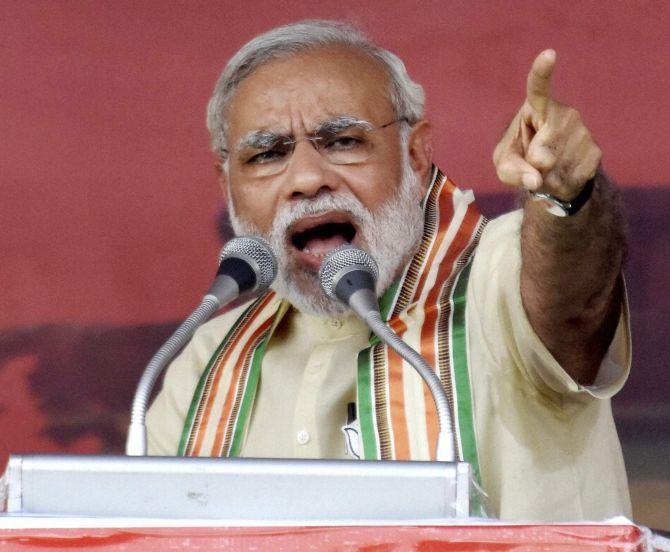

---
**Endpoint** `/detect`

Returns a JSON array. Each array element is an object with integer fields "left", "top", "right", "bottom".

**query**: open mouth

[{"left": 289, "top": 213, "right": 357, "bottom": 270}]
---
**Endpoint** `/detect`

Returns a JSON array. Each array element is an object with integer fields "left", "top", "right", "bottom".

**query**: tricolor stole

[{"left": 179, "top": 168, "right": 486, "bottom": 480}]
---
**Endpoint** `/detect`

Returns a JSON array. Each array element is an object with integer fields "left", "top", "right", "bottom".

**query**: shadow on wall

[{"left": 0, "top": 323, "right": 177, "bottom": 457}]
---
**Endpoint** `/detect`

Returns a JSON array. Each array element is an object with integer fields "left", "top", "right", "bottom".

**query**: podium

[
  {"left": 1, "top": 454, "right": 662, "bottom": 550},
  {"left": 2, "top": 454, "right": 472, "bottom": 520}
]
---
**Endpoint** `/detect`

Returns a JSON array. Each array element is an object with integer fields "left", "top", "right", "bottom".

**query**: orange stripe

[
  {"left": 440, "top": 176, "right": 456, "bottom": 194},
  {"left": 421, "top": 201, "right": 481, "bottom": 458},
  {"left": 413, "top": 181, "right": 456, "bottom": 458},
  {"left": 412, "top": 177, "right": 455, "bottom": 313},
  {"left": 386, "top": 317, "right": 410, "bottom": 460},
  {"left": 211, "top": 315, "right": 274, "bottom": 455},
  {"left": 191, "top": 293, "right": 275, "bottom": 456},
  {"left": 381, "top": 181, "right": 439, "bottom": 459},
  {"left": 385, "top": 176, "right": 455, "bottom": 460}
]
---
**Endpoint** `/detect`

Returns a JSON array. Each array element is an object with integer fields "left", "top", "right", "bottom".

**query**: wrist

[{"left": 529, "top": 175, "right": 596, "bottom": 217}]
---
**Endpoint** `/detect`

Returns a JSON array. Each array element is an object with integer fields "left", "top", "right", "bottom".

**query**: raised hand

[{"left": 493, "top": 50, "right": 602, "bottom": 202}]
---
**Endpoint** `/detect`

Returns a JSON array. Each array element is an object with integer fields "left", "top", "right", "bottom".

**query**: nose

[{"left": 283, "top": 139, "right": 340, "bottom": 200}]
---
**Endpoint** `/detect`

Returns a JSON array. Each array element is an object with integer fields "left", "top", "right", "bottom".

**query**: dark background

[{"left": 1, "top": 0, "right": 668, "bottom": 529}]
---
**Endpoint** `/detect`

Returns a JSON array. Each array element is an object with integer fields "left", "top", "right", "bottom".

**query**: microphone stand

[
  {"left": 348, "top": 288, "right": 456, "bottom": 462},
  {"left": 126, "top": 294, "right": 223, "bottom": 456},
  {"left": 125, "top": 235, "right": 276, "bottom": 456},
  {"left": 320, "top": 245, "right": 457, "bottom": 463}
]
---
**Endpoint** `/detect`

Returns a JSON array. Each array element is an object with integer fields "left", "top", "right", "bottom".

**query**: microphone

[
  {"left": 207, "top": 236, "right": 278, "bottom": 304},
  {"left": 319, "top": 245, "right": 456, "bottom": 462},
  {"left": 126, "top": 236, "right": 277, "bottom": 456}
]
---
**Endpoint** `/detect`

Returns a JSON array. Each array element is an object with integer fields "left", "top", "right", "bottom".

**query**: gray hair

[{"left": 206, "top": 19, "right": 425, "bottom": 156}]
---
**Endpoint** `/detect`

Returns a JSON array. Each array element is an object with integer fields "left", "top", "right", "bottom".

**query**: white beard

[{"left": 228, "top": 158, "right": 425, "bottom": 318}]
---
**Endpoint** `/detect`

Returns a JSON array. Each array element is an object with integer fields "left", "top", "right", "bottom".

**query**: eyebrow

[
  {"left": 234, "top": 115, "right": 374, "bottom": 152},
  {"left": 235, "top": 130, "right": 284, "bottom": 152},
  {"left": 314, "top": 115, "right": 373, "bottom": 135}
]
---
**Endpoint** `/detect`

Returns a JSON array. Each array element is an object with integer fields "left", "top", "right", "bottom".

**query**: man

[{"left": 147, "top": 20, "right": 630, "bottom": 521}]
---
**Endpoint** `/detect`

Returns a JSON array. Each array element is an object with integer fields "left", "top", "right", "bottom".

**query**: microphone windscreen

[
  {"left": 218, "top": 236, "right": 277, "bottom": 292},
  {"left": 319, "top": 245, "right": 379, "bottom": 300}
]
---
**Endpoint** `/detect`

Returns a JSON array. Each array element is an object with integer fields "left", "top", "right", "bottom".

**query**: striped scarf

[{"left": 179, "top": 168, "right": 486, "bottom": 478}]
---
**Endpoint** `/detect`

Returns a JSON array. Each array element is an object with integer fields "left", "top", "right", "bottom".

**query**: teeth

[{"left": 303, "top": 248, "right": 328, "bottom": 258}]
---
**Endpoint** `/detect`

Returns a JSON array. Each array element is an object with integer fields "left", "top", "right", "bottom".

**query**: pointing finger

[{"left": 526, "top": 49, "right": 556, "bottom": 117}]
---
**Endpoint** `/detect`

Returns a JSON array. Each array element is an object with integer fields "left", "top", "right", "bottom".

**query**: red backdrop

[
  {"left": 1, "top": 0, "right": 669, "bottom": 529},
  {"left": 2, "top": 0, "right": 669, "bottom": 328}
]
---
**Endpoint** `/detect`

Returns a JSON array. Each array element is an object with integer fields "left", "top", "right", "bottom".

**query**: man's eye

[
  {"left": 247, "top": 149, "right": 286, "bottom": 164},
  {"left": 324, "top": 135, "right": 364, "bottom": 150}
]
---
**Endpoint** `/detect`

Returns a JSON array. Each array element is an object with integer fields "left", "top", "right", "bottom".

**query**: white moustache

[{"left": 269, "top": 192, "right": 373, "bottom": 246}]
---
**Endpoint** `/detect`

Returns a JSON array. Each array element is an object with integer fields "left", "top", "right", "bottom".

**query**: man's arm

[{"left": 492, "top": 50, "right": 626, "bottom": 385}]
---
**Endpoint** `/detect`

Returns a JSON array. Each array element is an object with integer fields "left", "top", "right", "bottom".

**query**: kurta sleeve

[{"left": 467, "top": 210, "right": 631, "bottom": 403}]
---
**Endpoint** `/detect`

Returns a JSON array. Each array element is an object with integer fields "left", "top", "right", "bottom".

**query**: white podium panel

[{"left": 2, "top": 455, "right": 472, "bottom": 522}]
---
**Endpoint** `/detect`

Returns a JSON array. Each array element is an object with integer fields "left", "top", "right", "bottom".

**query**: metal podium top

[{"left": 1, "top": 454, "right": 473, "bottom": 522}]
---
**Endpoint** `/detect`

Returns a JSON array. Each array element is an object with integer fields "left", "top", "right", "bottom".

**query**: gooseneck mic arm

[
  {"left": 125, "top": 296, "right": 221, "bottom": 456},
  {"left": 125, "top": 236, "right": 277, "bottom": 456},
  {"left": 319, "top": 245, "right": 456, "bottom": 462}
]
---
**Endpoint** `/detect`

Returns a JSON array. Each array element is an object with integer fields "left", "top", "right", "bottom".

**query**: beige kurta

[{"left": 147, "top": 209, "right": 631, "bottom": 521}]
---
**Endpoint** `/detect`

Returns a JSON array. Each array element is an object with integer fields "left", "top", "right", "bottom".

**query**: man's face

[{"left": 222, "top": 45, "right": 431, "bottom": 315}]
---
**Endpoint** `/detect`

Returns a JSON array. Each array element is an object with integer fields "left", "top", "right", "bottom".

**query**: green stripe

[
  {"left": 358, "top": 279, "right": 399, "bottom": 458},
  {"left": 177, "top": 302, "right": 253, "bottom": 456},
  {"left": 378, "top": 279, "right": 400, "bottom": 322},
  {"left": 177, "top": 299, "right": 258, "bottom": 456},
  {"left": 177, "top": 339, "right": 225, "bottom": 455},
  {"left": 451, "top": 259, "right": 481, "bottom": 484},
  {"left": 357, "top": 347, "right": 379, "bottom": 459},
  {"left": 227, "top": 326, "right": 272, "bottom": 457}
]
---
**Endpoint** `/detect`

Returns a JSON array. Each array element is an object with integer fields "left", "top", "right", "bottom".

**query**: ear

[
  {"left": 407, "top": 119, "right": 433, "bottom": 196},
  {"left": 216, "top": 161, "right": 230, "bottom": 206}
]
